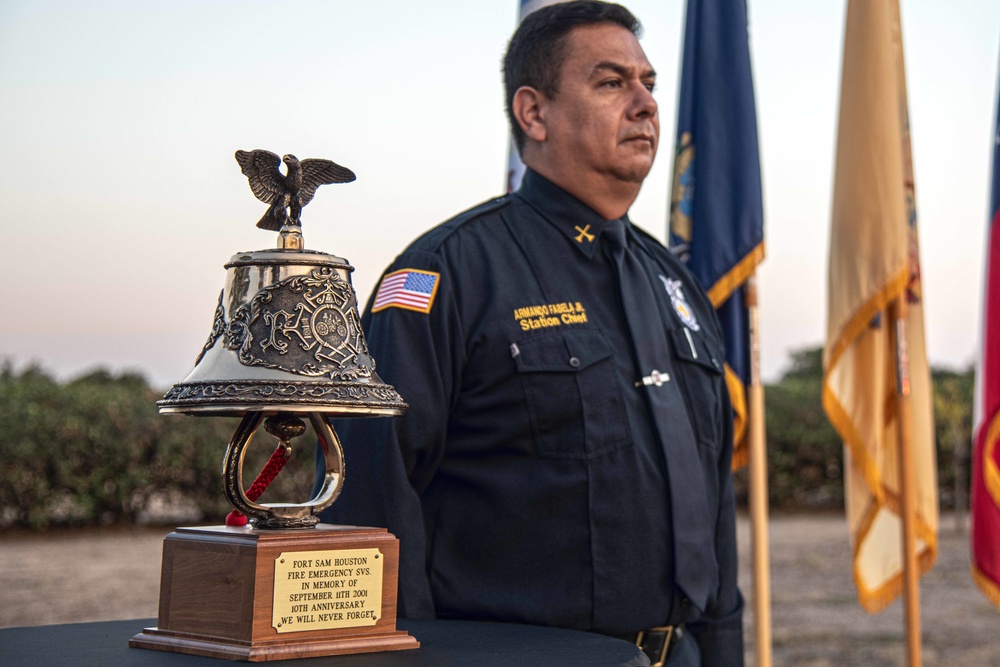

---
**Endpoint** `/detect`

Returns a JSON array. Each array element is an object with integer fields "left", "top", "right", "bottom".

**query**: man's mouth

[{"left": 623, "top": 133, "right": 656, "bottom": 148}]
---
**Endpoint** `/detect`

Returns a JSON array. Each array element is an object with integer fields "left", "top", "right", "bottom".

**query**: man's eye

[
  {"left": 601, "top": 79, "right": 623, "bottom": 88},
  {"left": 645, "top": 82, "right": 657, "bottom": 92}
]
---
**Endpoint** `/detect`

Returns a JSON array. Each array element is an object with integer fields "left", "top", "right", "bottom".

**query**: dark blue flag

[{"left": 669, "top": 0, "right": 764, "bottom": 467}]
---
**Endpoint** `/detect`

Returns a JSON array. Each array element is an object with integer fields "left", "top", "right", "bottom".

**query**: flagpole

[
  {"left": 745, "top": 275, "right": 772, "bottom": 667},
  {"left": 889, "top": 295, "right": 922, "bottom": 667}
]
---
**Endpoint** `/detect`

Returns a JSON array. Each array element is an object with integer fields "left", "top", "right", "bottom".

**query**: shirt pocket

[
  {"left": 668, "top": 328, "right": 725, "bottom": 450},
  {"left": 512, "top": 328, "right": 631, "bottom": 459}
]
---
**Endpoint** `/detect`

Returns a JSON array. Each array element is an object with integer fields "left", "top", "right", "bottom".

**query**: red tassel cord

[{"left": 225, "top": 443, "right": 291, "bottom": 527}]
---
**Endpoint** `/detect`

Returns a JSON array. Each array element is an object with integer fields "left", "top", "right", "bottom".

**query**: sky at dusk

[{"left": 1, "top": 0, "right": 997, "bottom": 388}]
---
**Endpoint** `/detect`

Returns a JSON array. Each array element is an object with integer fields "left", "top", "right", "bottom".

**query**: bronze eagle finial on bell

[{"left": 235, "top": 149, "right": 356, "bottom": 231}]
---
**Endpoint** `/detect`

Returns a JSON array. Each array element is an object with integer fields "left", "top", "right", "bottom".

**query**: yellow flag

[{"left": 823, "top": 0, "right": 938, "bottom": 613}]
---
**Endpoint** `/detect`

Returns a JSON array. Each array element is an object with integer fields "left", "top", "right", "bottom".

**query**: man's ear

[{"left": 512, "top": 86, "right": 546, "bottom": 143}]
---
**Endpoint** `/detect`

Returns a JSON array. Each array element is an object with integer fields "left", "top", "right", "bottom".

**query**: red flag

[{"left": 972, "top": 81, "right": 1000, "bottom": 607}]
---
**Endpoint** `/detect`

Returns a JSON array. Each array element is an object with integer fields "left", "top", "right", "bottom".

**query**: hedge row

[
  {"left": 734, "top": 348, "right": 972, "bottom": 512},
  {"left": 0, "top": 349, "right": 974, "bottom": 528},
  {"left": 0, "top": 364, "right": 317, "bottom": 528}
]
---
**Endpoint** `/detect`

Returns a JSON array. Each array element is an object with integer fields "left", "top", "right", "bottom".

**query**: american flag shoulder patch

[{"left": 371, "top": 268, "right": 441, "bottom": 314}]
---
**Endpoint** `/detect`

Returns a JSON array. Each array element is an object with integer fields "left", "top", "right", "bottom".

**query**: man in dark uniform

[{"left": 319, "top": 2, "right": 743, "bottom": 664}]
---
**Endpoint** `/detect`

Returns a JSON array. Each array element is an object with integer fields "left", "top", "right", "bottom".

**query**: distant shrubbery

[
  {"left": 749, "top": 348, "right": 845, "bottom": 510},
  {"left": 0, "top": 350, "right": 975, "bottom": 528},
  {"left": 0, "top": 364, "right": 317, "bottom": 528},
  {"left": 735, "top": 347, "right": 973, "bottom": 513}
]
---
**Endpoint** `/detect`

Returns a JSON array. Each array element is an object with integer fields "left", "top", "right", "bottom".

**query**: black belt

[{"left": 634, "top": 625, "right": 684, "bottom": 667}]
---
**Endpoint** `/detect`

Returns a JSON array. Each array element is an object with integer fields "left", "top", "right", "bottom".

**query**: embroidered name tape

[
  {"left": 372, "top": 269, "right": 441, "bottom": 314},
  {"left": 513, "top": 301, "right": 588, "bottom": 331}
]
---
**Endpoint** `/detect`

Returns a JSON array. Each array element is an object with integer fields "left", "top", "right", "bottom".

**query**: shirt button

[
  {"left": 680, "top": 597, "right": 691, "bottom": 609},
  {"left": 569, "top": 356, "right": 581, "bottom": 368}
]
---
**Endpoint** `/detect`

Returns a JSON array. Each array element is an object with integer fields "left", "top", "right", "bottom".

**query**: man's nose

[{"left": 630, "top": 83, "right": 657, "bottom": 119}]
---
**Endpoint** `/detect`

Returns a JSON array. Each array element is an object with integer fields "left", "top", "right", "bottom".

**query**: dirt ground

[{"left": 1, "top": 514, "right": 997, "bottom": 666}]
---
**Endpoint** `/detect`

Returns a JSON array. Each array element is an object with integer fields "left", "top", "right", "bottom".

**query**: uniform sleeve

[
  {"left": 686, "top": 308, "right": 745, "bottom": 665},
  {"left": 316, "top": 249, "right": 461, "bottom": 619}
]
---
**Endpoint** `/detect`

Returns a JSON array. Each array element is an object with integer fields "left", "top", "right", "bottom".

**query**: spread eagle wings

[
  {"left": 235, "top": 149, "right": 284, "bottom": 204},
  {"left": 235, "top": 149, "right": 357, "bottom": 228},
  {"left": 297, "top": 158, "right": 356, "bottom": 206}
]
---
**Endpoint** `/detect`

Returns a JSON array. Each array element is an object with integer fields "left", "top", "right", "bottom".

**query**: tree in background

[
  {"left": 931, "top": 367, "right": 974, "bottom": 522},
  {"left": 745, "top": 347, "right": 971, "bottom": 514},
  {"left": 0, "top": 363, "right": 315, "bottom": 528},
  {"left": 756, "top": 348, "right": 842, "bottom": 510},
  {"left": 0, "top": 355, "right": 974, "bottom": 527}
]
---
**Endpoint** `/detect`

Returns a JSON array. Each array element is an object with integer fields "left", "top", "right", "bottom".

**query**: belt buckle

[{"left": 635, "top": 625, "right": 675, "bottom": 667}]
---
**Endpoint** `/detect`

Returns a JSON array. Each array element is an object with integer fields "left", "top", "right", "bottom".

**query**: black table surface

[{"left": 0, "top": 618, "right": 650, "bottom": 667}]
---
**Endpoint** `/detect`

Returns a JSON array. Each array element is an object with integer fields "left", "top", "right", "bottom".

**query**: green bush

[
  {"left": 931, "top": 367, "right": 974, "bottom": 511},
  {"left": 740, "top": 347, "right": 973, "bottom": 512},
  {"left": 746, "top": 348, "right": 845, "bottom": 510},
  {"left": 0, "top": 348, "right": 976, "bottom": 527},
  {"left": 0, "top": 363, "right": 317, "bottom": 528}
]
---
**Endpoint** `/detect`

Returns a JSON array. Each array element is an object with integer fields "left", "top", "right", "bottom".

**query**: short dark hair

[{"left": 503, "top": 1, "right": 642, "bottom": 153}]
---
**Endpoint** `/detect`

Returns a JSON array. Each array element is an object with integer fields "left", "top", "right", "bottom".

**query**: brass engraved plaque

[{"left": 272, "top": 548, "right": 384, "bottom": 634}]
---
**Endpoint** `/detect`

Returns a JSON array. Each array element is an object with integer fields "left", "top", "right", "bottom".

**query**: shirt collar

[{"left": 513, "top": 169, "right": 631, "bottom": 259}]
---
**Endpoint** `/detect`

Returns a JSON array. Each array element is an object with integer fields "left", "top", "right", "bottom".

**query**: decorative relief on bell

[
  {"left": 159, "top": 379, "right": 404, "bottom": 406},
  {"left": 222, "top": 267, "right": 373, "bottom": 380},
  {"left": 194, "top": 290, "right": 227, "bottom": 367}
]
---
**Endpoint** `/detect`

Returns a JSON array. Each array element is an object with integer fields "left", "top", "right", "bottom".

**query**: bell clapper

[{"left": 264, "top": 413, "right": 305, "bottom": 457}]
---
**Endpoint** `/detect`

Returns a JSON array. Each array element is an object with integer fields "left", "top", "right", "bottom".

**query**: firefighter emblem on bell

[
  {"left": 313, "top": 304, "right": 348, "bottom": 346},
  {"left": 223, "top": 266, "right": 374, "bottom": 381}
]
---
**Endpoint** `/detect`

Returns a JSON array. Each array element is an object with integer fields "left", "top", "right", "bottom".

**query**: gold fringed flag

[
  {"left": 668, "top": 0, "right": 764, "bottom": 469},
  {"left": 823, "top": 0, "right": 938, "bottom": 613}
]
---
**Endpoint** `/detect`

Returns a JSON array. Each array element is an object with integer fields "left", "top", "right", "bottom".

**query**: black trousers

[{"left": 663, "top": 629, "right": 700, "bottom": 666}]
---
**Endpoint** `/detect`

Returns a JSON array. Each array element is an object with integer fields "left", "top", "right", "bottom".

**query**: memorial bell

[
  {"left": 131, "top": 150, "right": 418, "bottom": 661},
  {"left": 158, "top": 149, "right": 407, "bottom": 529}
]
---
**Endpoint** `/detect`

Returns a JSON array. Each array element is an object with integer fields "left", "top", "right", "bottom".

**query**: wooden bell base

[{"left": 130, "top": 524, "right": 419, "bottom": 662}]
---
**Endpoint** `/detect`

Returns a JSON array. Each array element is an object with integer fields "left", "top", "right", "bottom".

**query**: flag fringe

[
  {"left": 824, "top": 266, "right": 910, "bottom": 379},
  {"left": 983, "top": 411, "right": 1000, "bottom": 508},
  {"left": 853, "top": 531, "right": 937, "bottom": 613},
  {"left": 823, "top": 386, "right": 886, "bottom": 505},
  {"left": 822, "top": 265, "right": 936, "bottom": 612},
  {"left": 972, "top": 409, "right": 1000, "bottom": 612},
  {"left": 822, "top": 264, "right": 912, "bottom": 502},
  {"left": 850, "top": 497, "right": 938, "bottom": 613},
  {"left": 707, "top": 242, "right": 765, "bottom": 307},
  {"left": 725, "top": 364, "right": 749, "bottom": 470},
  {"left": 710, "top": 241, "right": 763, "bottom": 473},
  {"left": 825, "top": 374, "right": 939, "bottom": 612},
  {"left": 972, "top": 563, "right": 1000, "bottom": 611},
  {"left": 823, "top": 387, "right": 938, "bottom": 614}
]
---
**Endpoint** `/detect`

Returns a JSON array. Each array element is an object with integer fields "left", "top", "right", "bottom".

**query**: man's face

[{"left": 541, "top": 23, "right": 658, "bottom": 189}]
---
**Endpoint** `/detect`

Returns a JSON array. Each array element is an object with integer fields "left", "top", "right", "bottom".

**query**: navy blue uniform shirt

[{"left": 318, "top": 169, "right": 743, "bottom": 664}]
